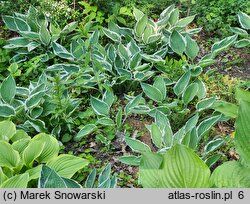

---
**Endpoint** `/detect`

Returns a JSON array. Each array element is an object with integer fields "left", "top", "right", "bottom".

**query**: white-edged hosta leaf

[
  {"left": 125, "top": 137, "right": 151, "bottom": 153},
  {"left": 211, "top": 35, "right": 237, "bottom": 55},
  {"left": 135, "top": 15, "right": 148, "bottom": 37},
  {"left": 39, "top": 23, "right": 51, "bottom": 46},
  {"left": 238, "top": 11, "right": 250, "bottom": 30},
  {"left": 133, "top": 8, "right": 144, "bottom": 21},
  {"left": 212, "top": 101, "right": 238, "bottom": 118},
  {"left": 195, "top": 79, "right": 207, "bottom": 99},
  {"left": 185, "top": 114, "right": 199, "bottom": 133},
  {"left": 90, "top": 97, "right": 110, "bottom": 116},
  {"left": 52, "top": 42, "right": 74, "bottom": 60},
  {"left": 0, "top": 104, "right": 16, "bottom": 117},
  {"left": 173, "top": 71, "right": 191, "bottom": 96},
  {"left": 47, "top": 154, "right": 89, "bottom": 178},
  {"left": 153, "top": 77, "right": 166, "bottom": 100},
  {"left": 204, "top": 138, "right": 224, "bottom": 155},
  {"left": 61, "top": 22, "right": 78, "bottom": 34},
  {"left": 96, "top": 117, "right": 114, "bottom": 126},
  {"left": 2, "top": 16, "right": 18, "bottom": 31},
  {"left": 176, "top": 15, "right": 195, "bottom": 27},
  {"left": 150, "top": 123, "right": 162, "bottom": 148},
  {"left": 102, "top": 28, "right": 121, "bottom": 42},
  {"left": 235, "top": 39, "right": 250, "bottom": 48},
  {"left": 0, "top": 75, "right": 16, "bottom": 103},
  {"left": 124, "top": 94, "right": 143, "bottom": 115},
  {"left": 182, "top": 83, "right": 199, "bottom": 105},
  {"left": 141, "top": 82, "right": 163, "bottom": 102},
  {"left": 74, "top": 124, "right": 97, "bottom": 142},
  {"left": 197, "top": 115, "right": 221, "bottom": 138},
  {"left": 185, "top": 35, "right": 199, "bottom": 60},
  {"left": 169, "top": 30, "right": 186, "bottom": 55},
  {"left": 196, "top": 97, "right": 216, "bottom": 112}
]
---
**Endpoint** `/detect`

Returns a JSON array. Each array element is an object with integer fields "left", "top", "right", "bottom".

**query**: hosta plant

[{"left": 0, "top": 120, "right": 89, "bottom": 188}]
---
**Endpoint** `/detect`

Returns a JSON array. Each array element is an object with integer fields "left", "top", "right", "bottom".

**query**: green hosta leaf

[
  {"left": 0, "top": 75, "right": 16, "bottom": 103},
  {"left": 119, "top": 155, "right": 141, "bottom": 166},
  {"left": 0, "top": 120, "right": 16, "bottom": 141},
  {"left": 238, "top": 11, "right": 250, "bottom": 30},
  {"left": 235, "top": 39, "right": 250, "bottom": 48},
  {"left": 147, "top": 33, "right": 161, "bottom": 44},
  {"left": 118, "top": 43, "right": 130, "bottom": 61},
  {"left": 176, "top": 15, "right": 196, "bottom": 27},
  {"left": 160, "top": 144, "right": 210, "bottom": 187},
  {"left": 0, "top": 141, "right": 20, "bottom": 168},
  {"left": 0, "top": 105, "right": 16, "bottom": 117},
  {"left": 236, "top": 88, "right": 250, "bottom": 103},
  {"left": 102, "top": 28, "right": 121, "bottom": 43},
  {"left": 39, "top": 23, "right": 51, "bottom": 46},
  {"left": 98, "top": 163, "right": 111, "bottom": 185},
  {"left": 116, "top": 108, "right": 122, "bottom": 128},
  {"left": 135, "top": 15, "right": 148, "bottom": 37},
  {"left": 230, "top": 27, "right": 248, "bottom": 36},
  {"left": 139, "top": 152, "right": 163, "bottom": 188},
  {"left": 235, "top": 100, "right": 250, "bottom": 166},
  {"left": 47, "top": 154, "right": 89, "bottom": 178},
  {"left": 90, "top": 97, "right": 110, "bottom": 116},
  {"left": 2, "top": 16, "right": 18, "bottom": 31},
  {"left": 142, "top": 24, "right": 154, "bottom": 43},
  {"left": 185, "top": 35, "right": 199, "bottom": 60},
  {"left": 182, "top": 83, "right": 199, "bottom": 105},
  {"left": 212, "top": 101, "right": 238, "bottom": 118},
  {"left": 196, "top": 97, "right": 216, "bottom": 112},
  {"left": 169, "top": 30, "right": 186, "bottom": 55},
  {"left": 5, "top": 37, "right": 30, "bottom": 48},
  {"left": 169, "top": 9, "right": 179, "bottom": 25},
  {"left": 74, "top": 124, "right": 97, "bottom": 142},
  {"left": 211, "top": 35, "right": 237, "bottom": 55},
  {"left": 0, "top": 173, "right": 29, "bottom": 188},
  {"left": 22, "top": 140, "right": 44, "bottom": 166},
  {"left": 153, "top": 77, "right": 166, "bottom": 100},
  {"left": 12, "top": 138, "right": 30, "bottom": 155},
  {"left": 150, "top": 123, "right": 162, "bottom": 148},
  {"left": 125, "top": 137, "right": 151, "bottom": 153},
  {"left": 39, "top": 165, "right": 81, "bottom": 188},
  {"left": 197, "top": 115, "right": 221, "bottom": 138},
  {"left": 173, "top": 71, "right": 191, "bottom": 96},
  {"left": 11, "top": 130, "right": 29, "bottom": 142},
  {"left": 141, "top": 82, "right": 163, "bottom": 102},
  {"left": 47, "top": 64, "right": 80, "bottom": 74},
  {"left": 32, "top": 133, "right": 59, "bottom": 163},
  {"left": 210, "top": 161, "right": 250, "bottom": 187},
  {"left": 204, "top": 139, "right": 224, "bottom": 155},
  {"left": 102, "top": 90, "right": 115, "bottom": 108},
  {"left": 25, "top": 164, "right": 42, "bottom": 180}
]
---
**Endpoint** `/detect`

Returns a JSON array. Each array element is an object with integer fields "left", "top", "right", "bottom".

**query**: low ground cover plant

[{"left": 0, "top": 3, "right": 250, "bottom": 188}]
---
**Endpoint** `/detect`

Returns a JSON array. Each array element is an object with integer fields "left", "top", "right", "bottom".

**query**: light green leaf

[
  {"left": 210, "top": 161, "right": 250, "bottom": 187},
  {"left": 135, "top": 15, "right": 148, "bottom": 37},
  {"left": 235, "top": 39, "right": 250, "bottom": 48},
  {"left": 176, "top": 15, "right": 196, "bottom": 27},
  {"left": 0, "top": 173, "right": 29, "bottom": 188},
  {"left": 235, "top": 100, "right": 250, "bottom": 166},
  {"left": 0, "top": 120, "right": 16, "bottom": 142},
  {"left": 47, "top": 154, "right": 89, "bottom": 178},
  {"left": 22, "top": 140, "right": 44, "bottom": 166},
  {"left": 160, "top": 144, "right": 210, "bottom": 187},
  {"left": 61, "top": 22, "right": 78, "bottom": 34},
  {"left": 212, "top": 101, "right": 238, "bottom": 118},
  {"left": 0, "top": 141, "right": 20, "bottom": 168},
  {"left": 133, "top": 8, "right": 144, "bottom": 21},
  {"left": 151, "top": 123, "right": 162, "bottom": 148}
]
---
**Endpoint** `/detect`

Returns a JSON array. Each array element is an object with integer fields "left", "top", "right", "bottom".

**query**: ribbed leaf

[
  {"left": 0, "top": 173, "right": 29, "bottom": 188},
  {"left": 0, "top": 120, "right": 16, "bottom": 141},
  {"left": 0, "top": 141, "right": 20, "bottom": 168},
  {"left": 118, "top": 155, "right": 141, "bottom": 166},
  {"left": 210, "top": 161, "right": 250, "bottom": 187},
  {"left": 47, "top": 154, "right": 89, "bottom": 178},
  {"left": 235, "top": 100, "right": 250, "bottom": 166},
  {"left": 160, "top": 144, "right": 210, "bottom": 187}
]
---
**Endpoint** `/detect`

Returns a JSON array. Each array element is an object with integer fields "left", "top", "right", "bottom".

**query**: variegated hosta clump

[
  {"left": 0, "top": 120, "right": 89, "bottom": 188},
  {"left": 2, "top": 6, "right": 78, "bottom": 63},
  {"left": 231, "top": 11, "right": 250, "bottom": 48},
  {"left": 121, "top": 93, "right": 250, "bottom": 188}
]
